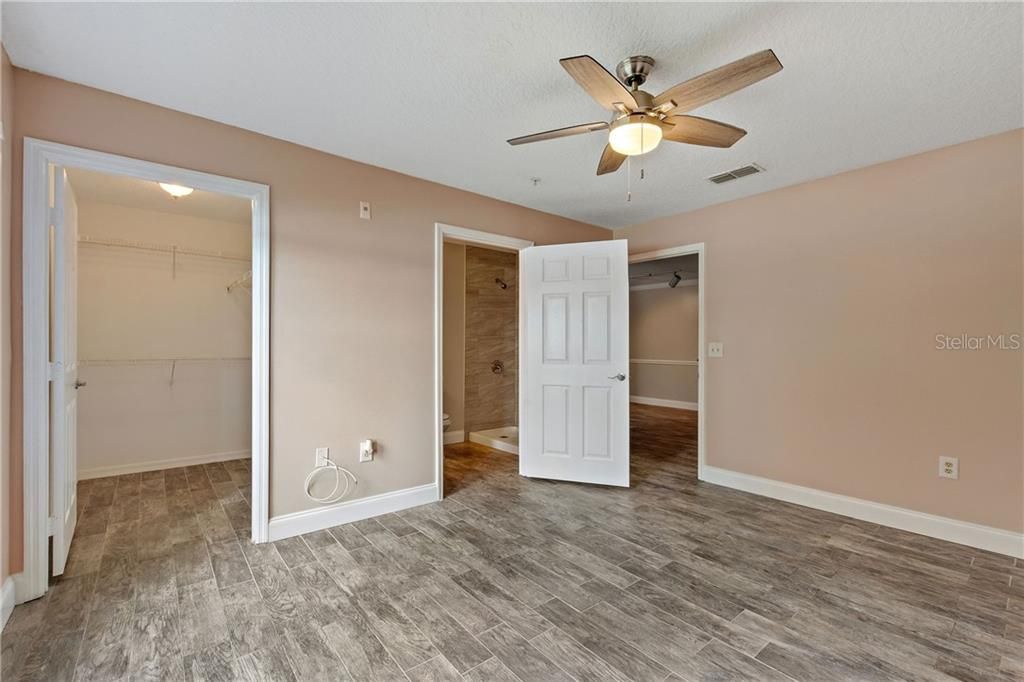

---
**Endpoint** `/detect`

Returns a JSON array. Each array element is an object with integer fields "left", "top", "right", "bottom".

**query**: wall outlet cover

[
  {"left": 939, "top": 456, "right": 959, "bottom": 480},
  {"left": 315, "top": 447, "right": 329, "bottom": 467},
  {"left": 359, "top": 439, "right": 374, "bottom": 462},
  {"left": 708, "top": 342, "right": 724, "bottom": 358}
]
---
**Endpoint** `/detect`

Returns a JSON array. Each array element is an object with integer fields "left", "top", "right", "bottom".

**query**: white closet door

[
  {"left": 51, "top": 165, "right": 80, "bottom": 575},
  {"left": 520, "top": 239, "right": 630, "bottom": 487}
]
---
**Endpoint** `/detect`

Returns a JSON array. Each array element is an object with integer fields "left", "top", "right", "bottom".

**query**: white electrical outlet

[
  {"left": 939, "top": 456, "right": 959, "bottom": 480},
  {"left": 359, "top": 439, "right": 374, "bottom": 462},
  {"left": 315, "top": 447, "right": 329, "bottom": 467},
  {"left": 359, "top": 201, "right": 371, "bottom": 220},
  {"left": 708, "top": 342, "right": 724, "bottom": 358}
]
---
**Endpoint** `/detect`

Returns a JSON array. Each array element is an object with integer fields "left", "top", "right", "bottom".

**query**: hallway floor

[{"left": 3, "top": 408, "right": 1021, "bottom": 681}]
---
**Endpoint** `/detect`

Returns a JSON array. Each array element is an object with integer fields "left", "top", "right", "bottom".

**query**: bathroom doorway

[
  {"left": 452, "top": 243, "right": 519, "bottom": 452},
  {"left": 433, "top": 224, "right": 532, "bottom": 496}
]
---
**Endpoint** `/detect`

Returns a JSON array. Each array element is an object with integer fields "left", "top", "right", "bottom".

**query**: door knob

[
  {"left": 74, "top": 380, "right": 87, "bottom": 389},
  {"left": 608, "top": 373, "right": 626, "bottom": 382}
]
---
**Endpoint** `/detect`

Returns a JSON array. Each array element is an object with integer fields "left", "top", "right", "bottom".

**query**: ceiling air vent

[{"left": 708, "top": 164, "right": 764, "bottom": 184}]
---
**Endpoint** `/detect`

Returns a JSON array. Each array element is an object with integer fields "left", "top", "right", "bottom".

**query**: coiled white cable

[{"left": 304, "top": 456, "right": 358, "bottom": 504}]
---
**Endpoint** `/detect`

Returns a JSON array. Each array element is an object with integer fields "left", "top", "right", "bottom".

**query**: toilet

[{"left": 442, "top": 413, "right": 451, "bottom": 431}]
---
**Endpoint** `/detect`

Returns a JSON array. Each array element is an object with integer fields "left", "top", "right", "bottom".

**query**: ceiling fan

[{"left": 507, "top": 50, "right": 783, "bottom": 175}]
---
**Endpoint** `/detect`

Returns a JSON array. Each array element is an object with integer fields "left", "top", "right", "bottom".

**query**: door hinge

[{"left": 47, "top": 516, "right": 56, "bottom": 537}]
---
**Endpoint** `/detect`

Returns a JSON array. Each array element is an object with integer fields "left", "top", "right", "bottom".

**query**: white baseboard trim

[
  {"left": 79, "top": 450, "right": 251, "bottom": 480},
  {"left": 1, "top": 576, "right": 16, "bottom": 630},
  {"left": 701, "top": 465, "right": 1024, "bottom": 559},
  {"left": 268, "top": 482, "right": 438, "bottom": 542},
  {"left": 443, "top": 430, "right": 465, "bottom": 445},
  {"left": 630, "top": 395, "right": 698, "bottom": 411}
]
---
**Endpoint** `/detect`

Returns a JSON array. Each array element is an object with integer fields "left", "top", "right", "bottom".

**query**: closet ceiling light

[{"left": 159, "top": 182, "right": 194, "bottom": 198}]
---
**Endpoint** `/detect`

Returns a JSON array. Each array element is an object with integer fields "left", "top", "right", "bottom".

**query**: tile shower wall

[{"left": 464, "top": 246, "right": 517, "bottom": 432}]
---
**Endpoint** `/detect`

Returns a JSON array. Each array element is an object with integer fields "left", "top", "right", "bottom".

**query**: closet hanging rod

[
  {"left": 78, "top": 235, "right": 250, "bottom": 262},
  {"left": 81, "top": 356, "right": 251, "bottom": 365},
  {"left": 227, "top": 270, "right": 253, "bottom": 292}
]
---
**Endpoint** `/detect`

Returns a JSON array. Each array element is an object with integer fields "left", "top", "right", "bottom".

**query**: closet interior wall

[{"left": 76, "top": 199, "right": 252, "bottom": 478}]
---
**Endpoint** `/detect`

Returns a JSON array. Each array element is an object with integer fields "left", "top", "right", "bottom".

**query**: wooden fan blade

[
  {"left": 507, "top": 121, "right": 609, "bottom": 146},
  {"left": 662, "top": 115, "right": 747, "bottom": 148},
  {"left": 597, "top": 144, "right": 626, "bottom": 175},
  {"left": 560, "top": 55, "right": 639, "bottom": 111},
  {"left": 653, "top": 49, "right": 783, "bottom": 112}
]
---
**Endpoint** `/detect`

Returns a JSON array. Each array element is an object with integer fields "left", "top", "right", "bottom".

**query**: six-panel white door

[
  {"left": 50, "top": 165, "right": 79, "bottom": 575},
  {"left": 520, "top": 240, "right": 630, "bottom": 486}
]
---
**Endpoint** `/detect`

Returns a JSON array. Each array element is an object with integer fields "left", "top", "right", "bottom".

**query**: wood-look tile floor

[{"left": 4, "top": 405, "right": 1022, "bottom": 681}]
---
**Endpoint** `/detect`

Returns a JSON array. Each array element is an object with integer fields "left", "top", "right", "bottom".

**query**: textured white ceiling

[
  {"left": 68, "top": 167, "right": 251, "bottom": 223},
  {"left": 5, "top": 3, "right": 1022, "bottom": 228}
]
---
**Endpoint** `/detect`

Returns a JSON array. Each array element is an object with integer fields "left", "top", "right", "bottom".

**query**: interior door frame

[
  {"left": 628, "top": 242, "right": 706, "bottom": 480},
  {"left": 432, "top": 223, "right": 533, "bottom": 499},
  {"left": 19, "top": 138, "right": 271, "bottom": 603}
]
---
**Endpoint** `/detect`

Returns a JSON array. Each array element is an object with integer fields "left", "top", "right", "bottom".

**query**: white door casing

[
  {"left": 21, "top": 138, "right": 270, "bottom": 604},
  {"left": 50, "top": 165, "right": 79, "bottom": 575},
  {"left": 521, "top": 239, "right": 630, "bottom": 486}
]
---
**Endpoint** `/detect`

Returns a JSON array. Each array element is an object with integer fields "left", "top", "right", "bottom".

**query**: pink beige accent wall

[
  {"left": 5, "top": 68, "right": 609, "bottom": 573},
  {"left": 616, "top": 129, "right": 1024, "bottom": 533},
  {"left": 629, "top": 286, "right": 700, "bottom": 405}
]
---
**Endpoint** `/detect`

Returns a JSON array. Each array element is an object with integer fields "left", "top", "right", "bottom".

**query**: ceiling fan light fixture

[
  {"left": 608, "top": 115, "right": 662, "bottom": 156},
  {"left": 159, "top": 182, "right": 194, "bottom": 198}
]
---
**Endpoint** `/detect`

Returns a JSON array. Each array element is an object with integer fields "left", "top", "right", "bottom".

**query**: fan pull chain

[{"left": 626, "top": 156, "right": 632, "bottom": 202}]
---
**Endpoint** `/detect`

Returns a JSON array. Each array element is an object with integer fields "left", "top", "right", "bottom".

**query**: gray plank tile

[
  {"left": 236, "top": 645, "right": 298, "bottom": 682},
  {"left": 529, "top": 627, "right": 633, "bottom": 682},
  {"left": 207, "top": 540, "right": 253, "bottom": 589},
  {"left": 322, "top": 605, "right": 408, "bottom": 681},
  {"left": 396, "top": 588, "right": 492, "bottom": 673},
  {"left": 249, "top": 563, "right": 310, "bottom": 622},
  {"left": 129, "top": 605, "right": 182, "bottom": 674},
  {"left": 474, "top": 622, "right": 572, "bottom": 682},
  {"left": 272, "top": 536, "right": 317, "bottom": 568},
  {"left": 137, "top": 555, "right": 179, "bottom": 612},
  {"left": 174, "top": 539, "right": 214, "bottom": 588},
  {"left": 405, "top": 655, "right": 462, "bottom": 682},
  {"left": 451, "top": 569, "right": 551, "bottom": 639},
  {"left": 178, "top": 579, "right": 229, "bottom": 656},
  {"left": 535, "top": 597, "right": 670, "bottom": 682},
  {"left": 355, "top": 586, "right": 439, "bottom": 670},
  {"left": 183, "top": 641, "right": 239, "bottom": 682},
  {"left": 279, "top": 619, "right": 348, "bottom": 680},
  {"left": 462, "top": 657, "right": 520, "bottom": 682},
  {"left": 220, "top": 581, "right": 281, "bottom": 656},
  {"left": 73, "top": 641, "right": 129, "bottom": 681}
]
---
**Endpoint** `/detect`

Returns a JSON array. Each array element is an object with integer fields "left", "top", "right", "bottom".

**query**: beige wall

[
  {"left": 617, "top": 129, "right": 1024, "bottom": 533},
  {"left": 464, "top": 246, "right": 518, "bottom": 433},
  {"left": 1, "top": 47, "right": 13, "bottom": 582},
  {"left": 7, "top": 68, "right": 608, "bottom": 572},
  {"left": 76, "top": 201, "right": 251, "bottom": 476},
  {"left": 442, "top": 242, "right": 465, "bottom": 436},
  {"left": 630, "top": 285, "right": 699, "bottom": 405}
]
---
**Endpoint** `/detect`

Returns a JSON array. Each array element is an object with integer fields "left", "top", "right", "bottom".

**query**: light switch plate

[
  {"left": 708, "top": 342, "right": 724, "bottom": 358},
  {"left": 359, "top": 201, "right": 371, "bottom": 220}
]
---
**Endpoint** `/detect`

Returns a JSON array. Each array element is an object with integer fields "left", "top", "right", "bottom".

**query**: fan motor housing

[{"left": 616, "top": 55, "right": 655, "bottom": 88}]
